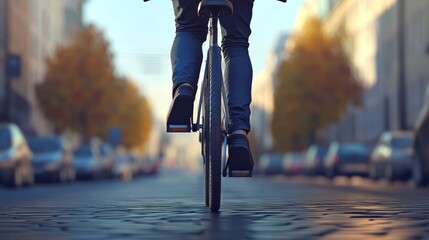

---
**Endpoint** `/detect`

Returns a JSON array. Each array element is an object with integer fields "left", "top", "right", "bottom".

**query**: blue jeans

[{"left": 171, "top": 0, "right": 254, "bottom": 133}]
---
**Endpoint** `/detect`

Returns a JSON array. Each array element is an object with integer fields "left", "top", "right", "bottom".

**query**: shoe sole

[{"left": 166, "top": 93, "right": 194, "bottom": 132}]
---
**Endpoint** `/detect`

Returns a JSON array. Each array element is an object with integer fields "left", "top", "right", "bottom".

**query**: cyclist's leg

[
  {"left": 168, "top": 0, "right": 209, "bottom": 131},
  {"left": 219, "top": 0, "right": 254, "bottom": 134},
  {"left": 171, "top": 0, "right": 209, "bottom": 94},
  {"left": 220, "top": 0, "right": 254, "bottom": 175}
]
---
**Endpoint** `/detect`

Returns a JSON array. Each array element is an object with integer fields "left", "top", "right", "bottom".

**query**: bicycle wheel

[
  {"left": 202, "top": 77, "right": 209, "bottom": 207},
  {"left": 206, "top": 46, "right": 223, "bottom": 212}
]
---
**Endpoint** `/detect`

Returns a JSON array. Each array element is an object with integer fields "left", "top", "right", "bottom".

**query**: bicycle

[{"left": 145, "top": 0, "right": 287, "bottom": 212}]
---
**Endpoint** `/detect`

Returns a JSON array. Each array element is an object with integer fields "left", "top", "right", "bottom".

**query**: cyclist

[{"left": 167, "top": 0, "right": 254, "bottom": 174}]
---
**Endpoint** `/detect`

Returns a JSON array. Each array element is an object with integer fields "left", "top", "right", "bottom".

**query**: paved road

[{"left": 0, "top": 169, "right": 428, "bottom": 240}]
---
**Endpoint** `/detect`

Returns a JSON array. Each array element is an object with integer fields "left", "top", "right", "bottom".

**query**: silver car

[
  {"left": 369, "top": 131, "right": 414, "bottom": 182},
  {"left": 324, "top": 142, "right": 370, "bottom": 179},
  {"left": 28, "top": 136, "right": 75, "bottom": 183},
  {"left": 0, "top": 123, "right": 34, "bottom": 187}
]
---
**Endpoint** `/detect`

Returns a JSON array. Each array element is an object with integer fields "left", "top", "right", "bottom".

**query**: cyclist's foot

[
  {"left": 166, "top": 83, "right": 195, "bottom": 132},
  {"left": 227, "top": 132, "right": 254, "bottom": 177}
]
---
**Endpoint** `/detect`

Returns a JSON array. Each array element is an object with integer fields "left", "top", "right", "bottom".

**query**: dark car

[
  {"left": 413, "top": 84, "right": 429, "bottom": 187},
  {"left": 324, "top": 142, "right": 370, "bottom": 179},
  {"left": 282, "top": 152, "right": 305, "bottom": 175},
  {"left": 0, "top": 123, "right": 34, "bottom": 187},
  {"left": 73, "top": 144, "right": 106, "bottom": 180},
  {"left": 28, "top": 136, "right": 75, "bottom": 182},
  {"left": 303, "top": 145, "right": 328, "bottom": 176},
  {"left": 369, "top": 131, "right": 414, "bottom": 182},
  {"left": 257, "top": 154, "right": 285, "bottom": 175}
]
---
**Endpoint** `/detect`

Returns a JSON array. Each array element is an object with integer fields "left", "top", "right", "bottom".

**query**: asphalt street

[{"left": 0, "top": 169, "right": 428, "bottom": 240}]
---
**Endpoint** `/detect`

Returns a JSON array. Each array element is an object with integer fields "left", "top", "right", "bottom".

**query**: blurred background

[{"left": 0, "top": 0, "right": 428, "bottom": 188}]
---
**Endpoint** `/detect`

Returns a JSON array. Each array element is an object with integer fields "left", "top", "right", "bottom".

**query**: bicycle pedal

[
  {"left": 229, "top": 170, "right": 252, "bottom": 177},
  {"left": 167, "top": 124, "right": 191, "bottom": 133}
]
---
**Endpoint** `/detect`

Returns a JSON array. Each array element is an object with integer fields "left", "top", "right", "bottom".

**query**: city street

[{"left": 0, "top": 169, "right": 428, "bottom": 240}]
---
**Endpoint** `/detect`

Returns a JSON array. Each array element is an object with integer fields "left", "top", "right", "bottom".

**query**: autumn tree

[
  {"left": 271, "top": 17, "right": 363, "bottom": 151},
  {"left": 110, "top": 79, "right": 152, "bottom": 148},
  {"left": 37, "top": 25, "right": 152, "bottom": 147}
]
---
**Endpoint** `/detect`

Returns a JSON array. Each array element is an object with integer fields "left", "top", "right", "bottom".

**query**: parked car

[
  {"left": 130, "top": 154, "right": 149, "bottom": 176},
  {"left": 98, "top": 143, "right": 115, "bottom": 178},
  {"left": 113, "top": 152, "right": 134, "bottom": 181},
  {"left": 0, "top": 123, "right": 34, "bottom": 187},
  {"left": 369, "top": 131, "right": 414, "bottom": 182},
  {"left": 282, "top": 152, "right": 305, "bottom": 175},
  {"left": 324, "top": 142, "right": 370, "bottom": 179},
  {"left": 257, "top": 154, "right": 285, "bottom": 175},
  {"left": 413, "top": 84, "right": 429, "bottom": 187},
  {"left": 303, "top": 145, "right": 328, "bottom": 176},
  {"left": 28, "top": 136, "right": 75, "bottom": 182},
  {"left": 73, "top": 144, "right": 107, "bottom": 180},
  {"left": 140, "top": 156, "right": 161, "bottom": 175}
]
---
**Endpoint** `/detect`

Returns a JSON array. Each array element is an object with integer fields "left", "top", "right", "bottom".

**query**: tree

[
  {"left": 111, "top": 79, "right": 152, "bottom": 148},
  {"left": 271, "top": 17, "right": 363, "bottom": 151},
  {"left": 37, "top": 25, "right": 152, "bottom": 148}
]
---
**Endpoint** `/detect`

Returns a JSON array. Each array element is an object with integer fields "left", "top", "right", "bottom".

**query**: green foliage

[{"left": 272, "top": 17, "right": 363, "bottom": 151}]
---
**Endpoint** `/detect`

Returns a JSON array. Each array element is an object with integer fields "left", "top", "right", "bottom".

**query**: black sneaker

[
  {"left": 166, "top": 84, "right": 195, "bottom": 132},
  {"left": 227, "top": 134, "right": 254, "bottom": 177}
]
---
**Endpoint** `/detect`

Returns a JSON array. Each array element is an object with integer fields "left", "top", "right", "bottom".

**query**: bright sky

[{"left": 84, "top": 0, "right": 305, "bottom": 121}]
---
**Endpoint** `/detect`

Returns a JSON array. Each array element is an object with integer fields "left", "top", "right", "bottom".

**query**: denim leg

[
  {"left": 220, "top": 0, "right": 254, "bottom": 133},
  {"left": 171, "top": 0, "right": 209, "bottom": 95}
]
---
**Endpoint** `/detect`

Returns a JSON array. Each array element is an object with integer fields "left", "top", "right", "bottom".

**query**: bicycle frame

[
  {"left": 193, "top": 18, "right": 229, "bottom": 134},
  {"left": 192, "top": 17, "right": 230, "bottom": 177}
]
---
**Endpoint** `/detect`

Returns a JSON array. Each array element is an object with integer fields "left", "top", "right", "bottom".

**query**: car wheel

[
  {"left": 369, "top": 164, "right": 379, "bottom": 181},
  {"left": 413, "top": 150, "right": 429, "bottom": 187},
  {"left": 385, "top": 164, "right": 395, "bottom": 182},
  {"left": 12, "top": 166, "right": 23, "bottom": 188}
]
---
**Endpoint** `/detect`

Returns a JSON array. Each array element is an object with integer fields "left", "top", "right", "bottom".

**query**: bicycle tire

[
  {"left": 202, "top": 76, "right": 209, "bottom": 207},
  {"left": 206, "top": 46, "right": 222, "bottom": 212}
]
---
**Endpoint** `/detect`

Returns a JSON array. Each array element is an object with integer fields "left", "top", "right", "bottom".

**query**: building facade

[
  {"left": 251, "top": 33, "right": 289, "bottom": 153},
  {"left": 0, "top": 0, "right": 86, "bottom": 135},
  {"left": 291, "top": 0, "right": 429, "bottom": 145}
]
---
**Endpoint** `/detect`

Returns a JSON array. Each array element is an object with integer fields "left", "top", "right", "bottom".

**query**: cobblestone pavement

[{"left": 0, "top": 170, "right": 428, "bottom": 240}]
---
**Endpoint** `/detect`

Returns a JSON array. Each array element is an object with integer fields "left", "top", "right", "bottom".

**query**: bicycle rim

[{"left": 207, "top": 46, "right": 222, "bottom": 212}]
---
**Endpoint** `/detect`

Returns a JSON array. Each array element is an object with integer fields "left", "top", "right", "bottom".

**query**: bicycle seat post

[
  {"left": 198, "top": 0, "right": 233, "bottom": 47},
  {"left": 209, "top": 18, "right": 219, "bottom": 47}
]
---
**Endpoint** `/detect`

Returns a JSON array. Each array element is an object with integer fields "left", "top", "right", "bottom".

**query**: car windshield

[
  {"left": 73, "top": 146, "right": 93, "bottom": 157},
  {"left": 391, "top": 137, "right": 413, "bottom": 149},
  {"left": 28, "top": 138, "right": 61, "bottom": 153},
  {"left": 0, "top": 126, "right": 11, "bottom": 150},
  {"left": 340, "top": 144, "right": 369, "bottom": 155}
]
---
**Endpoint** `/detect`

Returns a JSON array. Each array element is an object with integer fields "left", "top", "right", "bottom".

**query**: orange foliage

[
  {"left": 37, "top": 25, "right": 152, "bottom": 147},
  {"left": 272, "top": 17, "right": 364, "bottom": 151}
]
